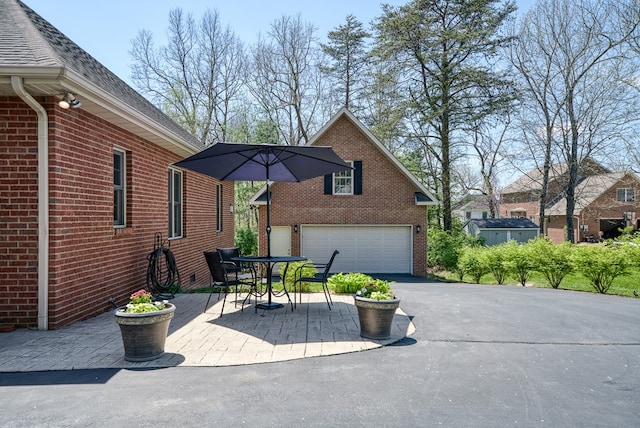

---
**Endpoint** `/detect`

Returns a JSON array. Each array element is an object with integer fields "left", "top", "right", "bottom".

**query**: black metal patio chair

[
  {"left": 292, "top": 250, "right": 339, "bottom": 310},
  {"left": 203, "top": 251, "right": 257, "bottom": 316}
]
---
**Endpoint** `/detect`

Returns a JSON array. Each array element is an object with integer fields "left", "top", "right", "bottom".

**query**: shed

[{"left": 466, "top": 218, "right": 539, "bottom": 246}]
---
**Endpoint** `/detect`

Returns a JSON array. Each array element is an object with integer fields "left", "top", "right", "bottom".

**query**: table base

[{"left": 256, "top": 301, "right": 284, "bottom": 310}]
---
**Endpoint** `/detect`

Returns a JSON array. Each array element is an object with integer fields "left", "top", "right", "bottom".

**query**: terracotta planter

[
  {"left": 114, "top": 303, "right": 175, "bottom": 362},
  {"left": 354, "top": 296, "right": 400, "bottom": 340}
]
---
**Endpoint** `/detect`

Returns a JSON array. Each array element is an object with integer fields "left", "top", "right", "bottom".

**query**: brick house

[
  {"left": 0, "top": 0, "right": 233, "bottom": 329},
  {"left": 250, "top": 108, "right": 438, "bottom": 276},
  {"left": 500, "top": 158, "right": 640, "bottom": 242}
]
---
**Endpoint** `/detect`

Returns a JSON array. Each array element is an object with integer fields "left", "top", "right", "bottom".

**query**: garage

[{"left": 300, "top": 225, "right": 413, "bottom": 274}]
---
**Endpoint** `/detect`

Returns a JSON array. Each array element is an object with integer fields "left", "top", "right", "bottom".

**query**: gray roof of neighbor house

[
  {"left": 0, "top": 0, "right": 203, "bottom": 156},
  {"left": 501, "top": 158, "right": 610, "bottom": 194},
  {"left": 469, "top": 218, "right": 539, "bottom": 229},
  {"left": 545, "top": 172, "right": 635, "bottom": 216},
  {"left": 453, "top": 194, "right": 490, "bottom": 211}
]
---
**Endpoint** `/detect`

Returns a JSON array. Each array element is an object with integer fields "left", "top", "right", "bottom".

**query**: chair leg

[
  {"left": 204, "top": 282, "right": 218, "bottom": 313},
  {"left": 322, "top": 281, "right": 332, "bottom": 310},
  {"left": 204, "top": 287, "right": 214, "bottom": 313}
]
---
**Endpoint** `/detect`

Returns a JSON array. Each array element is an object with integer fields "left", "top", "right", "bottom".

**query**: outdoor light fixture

[
  {"left": 58, "top": 93, "right": 81, "bottom": 109},
  {"left": 416, "top": 224, "right": 421, "bottom": 233},
  {"left": 294, "top": 224, "right": 298, "bottom": 233}
]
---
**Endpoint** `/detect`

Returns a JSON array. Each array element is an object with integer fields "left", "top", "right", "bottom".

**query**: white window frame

[
  {"left": 333, "top": 161, "right": 353, "bottom": 195},
  {"left": 168, "top": 168, "right": 183, "bottom": 239},
  {"left": 113, "top": 148, "right": 126, "bottom": 227},
  {"left": 617, "top": 188, "right": 635, "bottom": 202}
]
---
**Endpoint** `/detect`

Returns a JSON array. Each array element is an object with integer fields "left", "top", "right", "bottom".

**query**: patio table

[{"left": 232, "top": 255, "right": 306, "bottom": 310}]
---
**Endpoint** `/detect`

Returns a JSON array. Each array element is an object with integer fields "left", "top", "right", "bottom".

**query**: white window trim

[
  {"left": 113, "top": 148, "right": 126, "bottom": 228},
  {"left": 168, "top": 168, "right": 183, "bottom": 239},
  {"left": 333, "top": 160, "right": 354, "bottom": 195},
  {"left": 617, "top": 188, "right": 636, "bottom": 202}
]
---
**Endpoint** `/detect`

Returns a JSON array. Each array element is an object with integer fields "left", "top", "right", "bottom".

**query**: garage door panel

[{"left": 301, "top": 226, "right": 411, "bottom": 274}]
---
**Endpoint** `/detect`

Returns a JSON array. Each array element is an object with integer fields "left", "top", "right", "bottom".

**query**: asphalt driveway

[{"left": 1, "top": 278, "right": 638, "bottom": 427}]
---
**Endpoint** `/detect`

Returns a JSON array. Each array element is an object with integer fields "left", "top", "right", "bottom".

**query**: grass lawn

[{"left": 432, "top": 268, "right": 640, "bottom": 298}]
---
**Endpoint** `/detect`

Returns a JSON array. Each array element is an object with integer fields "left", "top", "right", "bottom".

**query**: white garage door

[{"left": 301, "top": 225, "right": 412, "bottom": 274}]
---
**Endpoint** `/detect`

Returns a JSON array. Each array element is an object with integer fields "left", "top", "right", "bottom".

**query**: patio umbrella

[{"left": 173, "top": 142, "right": 352, "bottom": 256}]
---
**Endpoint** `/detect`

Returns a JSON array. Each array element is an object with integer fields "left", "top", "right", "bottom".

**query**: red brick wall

[
  {"left": 508, "top": 174, "right": 640, "bottom": 244},
  {"left": 0, "top": 97, "right": 39, "bottom": 327},
  {"left": 258, "top": 115, "right": 428, "bottom": 276},
  {"left": 1, "top": 96, "right": 233, "bottom": 328}
]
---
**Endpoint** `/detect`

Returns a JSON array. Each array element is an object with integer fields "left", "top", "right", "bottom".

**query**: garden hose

[{"left": 146, "top": 245, "right": 181, "bottom": 299}]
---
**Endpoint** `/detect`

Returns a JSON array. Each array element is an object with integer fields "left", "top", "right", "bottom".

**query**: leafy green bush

[
  {"left": 503, "top": 240, "right": 536, "bottom": 286},
  {"left": 571, "top": 244, "right": 629, "bottom": 294},
  {"left": 428, "top": 227, "right": 483, "bottom": 270},
  {"left": 328, "top": 272, "right": 376, "bottom": 294},
  {"left": 458, "top": 246, "right": 489, "bottom": 283},
  {"left": 278, "top": 261, "right": 317, "bottom": 293},
  {"left": 528, "top": 238, "right": 573, "bottom": 289},
  {"left": 485, "top": 243, "right": 510, "bottom": 285},
  {"left": 235, "top": 228, "right": 257, "bottom": 255}
]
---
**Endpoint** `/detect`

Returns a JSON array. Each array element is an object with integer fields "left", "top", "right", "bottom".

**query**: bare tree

[
  {"left": 465, "top": 116, "right": 513, "bottom": 218},
  {"left": 248, "top": 15, "right": 326, "bottom": 146},
  {"left": 130, "top": 8, "right": 246, "bottom": 145},
  {"left": 510, "top": 0, "right": 640, "bottom": 242}
]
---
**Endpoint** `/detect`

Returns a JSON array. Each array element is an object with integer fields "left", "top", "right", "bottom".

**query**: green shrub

[
  {"left": 428, "top": 227, "right": 483, "bottom": 270},
  {"left": 503, "top": 240, "right": 536, "bottom": 286},
  {"left": 328, "top": 272, "right": 376, "bottom": 294},
  {"left": 235, "top": 228, "right": 257, "bottom": 255},
  {"left": 458, "top": 246, "right": 489, "bottom": 283},
  {"left": 279, "top": 261, "right": 317, "bottom": 293},
  {"left": 485, "top": 243, "right": 510, "bottom": 285},
  {"left": 571, "top": 244, "right": 629, "bottom": 294},
  {"left": 528, "top": 237, "right": 573, "bottom": 289}
]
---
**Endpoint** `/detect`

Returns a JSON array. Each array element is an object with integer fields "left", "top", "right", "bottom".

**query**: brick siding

[
  {"left": 0, "top": 96, "right": 233, "bottom": 329},
  {"left": 258, "top": 114, "right": 428, "bottom": 276}
]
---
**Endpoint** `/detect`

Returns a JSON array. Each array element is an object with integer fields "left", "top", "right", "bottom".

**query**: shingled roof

[
  {"left": 0, "top": 0, "right": 203, "bottom": 156},
  {"left": 501, "top": 157, "right": 610, "bottom": 194},
  {"left": 469, "top": 218, "right": 539, "bottom": 229},
  {"left": 545, "top": 172, "right": 634, "bottom": 216}
]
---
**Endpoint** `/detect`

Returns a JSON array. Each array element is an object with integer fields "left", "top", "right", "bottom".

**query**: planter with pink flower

[{"left": 114, "top": 289, "right": 175, "bottom": 362}]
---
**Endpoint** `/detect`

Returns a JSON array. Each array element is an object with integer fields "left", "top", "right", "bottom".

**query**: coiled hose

[{"left": 146, "top": 246, "right": 181, "bottom": 299}]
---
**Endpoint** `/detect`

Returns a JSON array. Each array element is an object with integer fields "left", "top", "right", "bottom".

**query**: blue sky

[{"left": 25, "top": 0, "right": 534, "bottom": 86}]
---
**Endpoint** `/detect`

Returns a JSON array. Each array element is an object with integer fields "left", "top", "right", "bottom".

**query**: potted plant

[
  {"left": 353, "top": 278, "right": 400, "bottom": 340},
  {"left": 329, "top": 273, "right": 400, "bottom": 340},
  {"left": 114, "top": 289, "right": 176, "bottom": 362}
]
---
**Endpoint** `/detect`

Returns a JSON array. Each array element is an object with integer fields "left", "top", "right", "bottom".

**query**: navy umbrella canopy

[{"left": 173, "top": 142, "right": 352, "bottom": 256}]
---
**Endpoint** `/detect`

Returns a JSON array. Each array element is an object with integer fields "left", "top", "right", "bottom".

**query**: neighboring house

[
  {"left": 500, "top": 157, "right": 640, "bottom": 242},
  {"left": 0, "top": 0, "right": 233, "bottom": 330},
  {"left": 250, "top": 108, "right": 438, "bottom": 276},
  {"left": 453, "top": 194, "right": 491, "bottom": 221},
  {"left": 466, "top": 218, "right": 539, "bottom": 246}
]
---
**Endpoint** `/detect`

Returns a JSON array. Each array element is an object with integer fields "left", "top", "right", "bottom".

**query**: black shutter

[
  {"left": 324, "top": 174, "right": 332, "bottom": 194},
  {"left": 354, "top": 161, "right": 362, "bottom": 195}
]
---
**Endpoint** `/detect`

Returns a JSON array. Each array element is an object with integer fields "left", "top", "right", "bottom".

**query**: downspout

[{"left": 11, "top": 76, "right": 49, "bottom": 331}]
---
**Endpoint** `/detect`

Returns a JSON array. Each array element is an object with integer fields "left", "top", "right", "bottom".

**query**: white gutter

[{"left": 11, "top": 76, "right": 49, "bottom": 331}]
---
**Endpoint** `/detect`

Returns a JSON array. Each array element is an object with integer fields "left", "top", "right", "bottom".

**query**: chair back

[
  {"left": 217, "top": 247, "right": 241, "bottom": 270},
  {"left": 322, "top": 250, "right": 339, "bottom": 279},
  {"left": 217, "top": 247, "right": 240, "bottom": 261},
  {"left": 204, "top": 251, "right": 226, "bottom": 283}
]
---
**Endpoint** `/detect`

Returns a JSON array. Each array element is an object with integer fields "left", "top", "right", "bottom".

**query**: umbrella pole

[{"left": 266, "top": 170, "right": 271, "bottom": 258}]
